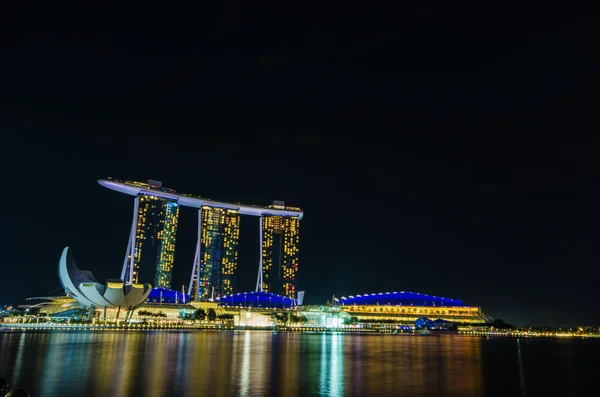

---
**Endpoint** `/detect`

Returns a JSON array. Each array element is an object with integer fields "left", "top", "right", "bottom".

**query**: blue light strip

[
  {"left": 215, "top": 291, "right": 297, "bottom": 308},
  {"left": 146, "top": 288, "right": 190, "bottom": 304},
  {"left": 338, "top": 291, "right": 465, "bottom": 306}
]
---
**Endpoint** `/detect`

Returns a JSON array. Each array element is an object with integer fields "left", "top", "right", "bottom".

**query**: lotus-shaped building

[{"left": 58, "top": 246, "right": 152, "bottom": 310}]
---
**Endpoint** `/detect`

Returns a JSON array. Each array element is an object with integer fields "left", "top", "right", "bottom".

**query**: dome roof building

[{"left": 339, "top": 291, "right": 466, "bottom": 307}]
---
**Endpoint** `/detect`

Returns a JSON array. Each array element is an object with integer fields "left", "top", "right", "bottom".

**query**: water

[{"left": 0, "top": 331, "right": 599, "bottom": 397}]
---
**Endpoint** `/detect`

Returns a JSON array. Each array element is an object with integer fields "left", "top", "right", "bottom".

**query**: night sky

[{"left": 1, "top": 5, "right": 598, "bottom": 326}]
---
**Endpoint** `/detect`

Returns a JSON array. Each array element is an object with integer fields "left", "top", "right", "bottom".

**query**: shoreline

[
  {"left": 2, "top": 323, "right": 600, "bottom": 338},
  {"left": 0, "top": 323, "right": 396, "bottom": 334}
]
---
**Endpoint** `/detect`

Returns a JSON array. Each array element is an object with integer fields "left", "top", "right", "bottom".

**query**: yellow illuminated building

[
  {"left": 262, "top": 204, "right": 301, "bottom": 298},
  {"left": 261, "top": 215, "right": 279, "bottom": 294},
  {"left": 154, "top": 201, "right": 179, "bottom": 289},
  {"left": 222, "top": 210, "right": 240, "bottom": 295},
  {"left": 340, "top": 304, "right": 487, "bottom": 324},
  {"left": 281, "top": 216, "right": 300, "bottom": 297},
  {"left": 129, "top": 195, "right": 180, "bottom": 288},
  {"left": 195, "top": 207, "right": 240, "bottom": 300},
  {"left": 100, "top": 179, "right": 303, "bottom": 300}
]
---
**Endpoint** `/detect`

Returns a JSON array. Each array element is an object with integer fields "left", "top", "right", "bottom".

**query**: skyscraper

[
  {"left": 191, "top": 206, "right": 240, "bottom": 300},
  {"left": 261, "top": 215, "right": 281, "bottom": 294},
  {"left": 123, "top": 182, "right": 180, "bottom": 288},
  {"left": 261, "top": 201, "right": 301, "bottom": 298},
  {"left": 281, "top": 216, "right": 300, "bottom": 297},
  {"left": 222, "top": 209, "right": 240, "bottom": 295},
  {"left": 154, "top": 200, "right": 179, "bottom": 288},
  {"left": 99, "top": 178, "right": 303, "bottom": 300}
]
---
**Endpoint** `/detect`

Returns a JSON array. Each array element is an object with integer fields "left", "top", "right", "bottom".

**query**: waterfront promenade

[{"left": 2, "top": 321, "right": 600, "bottom": 338}]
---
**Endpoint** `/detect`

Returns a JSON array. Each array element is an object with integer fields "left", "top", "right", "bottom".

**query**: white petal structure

[{"left": 58, "top": 246, "right": 151, "bottom": 309}]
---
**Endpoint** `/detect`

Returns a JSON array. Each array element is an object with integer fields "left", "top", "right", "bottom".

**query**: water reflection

[
  {"left": 3, "top": 331, "right": 593, "bottom": 397},
  {"left": 516, "top": 339, "right": 527, "bottom": 396},
  {"left": 10, "top": 333, "right": 26, "bottom": 387},
  {"left": 145, "top": 333, "right": 166, "bottom": 397},
  {"left": 39, "top": 333, "right": 65, "bottom": 397},
  {"left": 319, "top": 333, "right": 327, "bottom": 396},
  {"left": 330, "top": 333, "right": 345, "bottom": 396},
  {"left": 239, "top": 331, "right": 251, "bottom": 397}
]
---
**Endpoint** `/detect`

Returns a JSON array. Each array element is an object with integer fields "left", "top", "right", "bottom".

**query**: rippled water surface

[{"left": 1, "top": 331, "right": 599, "bottom": 396}]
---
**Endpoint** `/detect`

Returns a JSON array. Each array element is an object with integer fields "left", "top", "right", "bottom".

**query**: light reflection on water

[
  {"left": 239, "top": 331, "right": 251, "bottom": 396},
  {"left": 0, "top": 331, "right": 597, "bottom": 397},
  {"left": 319, "top": 332, "right": 344, "bottom": 397}
]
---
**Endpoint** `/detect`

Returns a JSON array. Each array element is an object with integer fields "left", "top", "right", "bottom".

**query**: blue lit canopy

[
  {"left": 146, "top": 288, "right": 190, "bottom": 304},
  {"left": 215, "top": 291, "right": 297, "bottom": 308},
  {"left": 339, "top": 292, "right": 466, "bottom": 307}
]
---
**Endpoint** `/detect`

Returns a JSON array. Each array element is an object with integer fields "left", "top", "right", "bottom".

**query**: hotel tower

[{"left": 99, "top": 178, "right": 303, "bottom": 301}]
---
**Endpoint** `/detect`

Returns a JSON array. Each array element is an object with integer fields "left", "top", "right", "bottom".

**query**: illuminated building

[
  {"left": 146, "top": 288, "right": 189, "bottom": 304},
  {"left": 213, "top": 291, "right": 488, "bottom": 328},
  {"left": 110, "top": 180, "right": 181, "bottom": 289},
  {"left": 222, "top": 210, "right": 240, "bottom": 295},
  {"left": 281, "top": 216, "right": 300, "bottom": 297},
  {"left": 58, "top": 246, "right": 152, "bottom": 313},
  {"left": 153, "top": 200, "right": 179, "bottom": 288},
  {"left": 98, "top": 179, "right": 303, "bottom": 301},
  {"left": 338, "top": 292, "right": 489, "bottom": 324},
  {"left": 198, "top": 207, "right": 224, "bottom": 300},
  {"left": 124, "top": 183, "right": 180, "bottom": 288},
  {"left": 260, "top": 215, "right": 280, "bottom": 294},
  {"left": 259, "top": 203, "right": 301, "bottom": 298},
  {"left": 215, "top": 291, "right": 297, "bottom": 308},
  {"left": 189, "top": 207, "right": 240, "bottom": 300}
]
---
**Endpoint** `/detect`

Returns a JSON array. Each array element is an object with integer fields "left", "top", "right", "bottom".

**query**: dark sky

[{"left": 1, "top": 5, "right": 599, "bottom": 326}]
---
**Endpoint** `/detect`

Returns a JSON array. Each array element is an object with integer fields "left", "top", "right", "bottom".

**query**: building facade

[
  {"left": 99, "top": 179, "right": 303, "bottom": 300},
  {"left": 153, "top": 200, "right": 179, "bottom": 288},
  {"left": 191, "top": 207, "right": 241, "bottom": 300},
  {"left": 262, "top": 202, "right": 301, "bottom": 298},
  {"left": 221, "top": 209, "right": 240, "bottom": 295},
  {"left": 338, "top": 292, "right": 490, "bottom": 324},
  {"left": 124, "top": 183, "right": 180, "bottom": 288}
]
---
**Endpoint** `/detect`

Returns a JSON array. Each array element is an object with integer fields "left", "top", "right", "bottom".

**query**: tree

[
  {"left": 207, "top": 308, "right": 217, "bottom": 321},
  {"left": 290, "top": 314, "right": 307, "bottom": 324},
  {"left": 195, "top": 308, "right": 206, "bottom": 321},
  {"left": 137, "top": 310, "right": 167, "bottom": 319},
  {"left": 137, "top": 310, "right": 152, "bottom": 317},
  {"left": 275, "top": 312, "right": 289, "bottom": 323}
]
